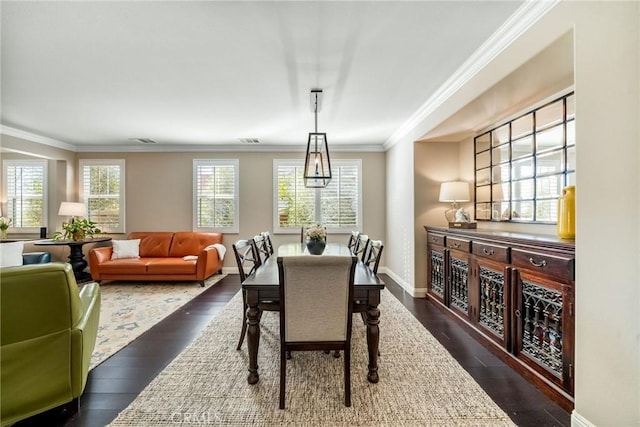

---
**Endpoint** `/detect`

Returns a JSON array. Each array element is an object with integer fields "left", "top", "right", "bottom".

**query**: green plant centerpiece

[
  {"left": 53, "top": 218, "right": 102, "bottom": 241},
  {"left": 305, "top": 223, "right": 326, "bottom": 255}
]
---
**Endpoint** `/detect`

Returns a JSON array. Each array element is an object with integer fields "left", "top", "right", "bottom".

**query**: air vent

[
  {"left": 238, "top": 138, "right": 260, "bottom": 144},
  {"left": 128, "top": 138, "right": 157, "bottom": 144}
]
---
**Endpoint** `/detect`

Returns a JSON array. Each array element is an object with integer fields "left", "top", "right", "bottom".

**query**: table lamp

[
  {"left": 439, "top": 181, "right": 475, "bottom": 228},
  {"left": 58, "top": 202, "right": 87, "bottom": 223}
]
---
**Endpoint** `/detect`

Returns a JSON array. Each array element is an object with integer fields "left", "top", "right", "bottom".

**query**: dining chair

[
  {"left": 353, "top": 233, "right": 370, "bottom": 261},
  {"left": 232, "top": 238, "right": 262, "bottom": 351},
  {"left": 347, "top": 231, "right": 360, "bottom": 255},
  {"left": 277, "top": 255, "right": 357, "bottom": 409},
  {"left": 260, "top": 231, "right": 274, "bottom": 257},
  {"left": 363, "top": 239, "right": 384, "bottom": 274},
  {"left": 253, "top": 233, "right": 269, "bottom": 262}
]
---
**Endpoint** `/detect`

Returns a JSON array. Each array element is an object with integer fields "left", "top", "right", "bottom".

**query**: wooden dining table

[{"left": 241, "top": 242, "right": 385, "bottom": 385}]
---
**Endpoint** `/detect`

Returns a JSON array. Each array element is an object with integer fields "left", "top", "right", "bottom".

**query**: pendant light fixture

[{"left": 303, "top": 88, "right": 332, "bottom": 188}]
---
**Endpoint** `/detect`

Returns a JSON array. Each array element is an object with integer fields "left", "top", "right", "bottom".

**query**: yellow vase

[{"left": 557, "top": 185, "right": 575, "bottom": 239}]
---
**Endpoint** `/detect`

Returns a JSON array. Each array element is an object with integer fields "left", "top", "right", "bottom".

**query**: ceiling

[{"left": 1, "top": 1, "right": 525, "bottom": 152}]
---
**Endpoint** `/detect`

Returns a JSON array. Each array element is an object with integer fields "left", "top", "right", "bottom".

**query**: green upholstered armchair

[{"left": 0, "top": 263, "right": 100, "bottom": 426}]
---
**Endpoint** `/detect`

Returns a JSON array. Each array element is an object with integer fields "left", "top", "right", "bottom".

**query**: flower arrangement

[
  {"left": 53, "top": 218, "right": 102, "bottom": 241},
  {"left": 0, "top": 217, "right": 12, "bottom": 231},
  {"left": 305, "top": 224, "right": 326, "bottom": 241},
  {"left": 0, "top": 217, "right": 11, "bottom": 239}
]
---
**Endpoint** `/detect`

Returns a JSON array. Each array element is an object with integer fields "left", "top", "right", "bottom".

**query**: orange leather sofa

[{"left": 89, "top": 232, "right": 223, "bottom": 287}]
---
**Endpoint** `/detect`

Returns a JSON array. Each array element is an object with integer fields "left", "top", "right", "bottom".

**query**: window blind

[
  {"left": 3, "top": 160, "right": 47, "bottom": 229},
  {"left": 194, "top": 160, "right": 238, "bottom": 232},
  {"left": 80, "top": 160, "right": 125, "bottom": 233}
]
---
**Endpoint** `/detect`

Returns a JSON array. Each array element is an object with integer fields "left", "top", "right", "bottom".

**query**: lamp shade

[
  {"left": 439, "top": 181, "right": 470, "bottom": 203},
  {"left": 303, "top": 132, "right": 332, "bottom": 188},
  {"left": 58, "top": 202, "right": 87, "bottom": 217}
]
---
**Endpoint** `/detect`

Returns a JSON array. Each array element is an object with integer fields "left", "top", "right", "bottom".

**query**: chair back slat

[
  {"left": 363, "top": 239, "right": 384, "bottom": 274},
  {"left": 347, "top": 231, "right": 360, "bottom": 254},
  {"left": 232, "top": 239, "right": 261, "bottom": 282},
  {"left": 353, "top": 234, "right": 370, "bottom": 261}
]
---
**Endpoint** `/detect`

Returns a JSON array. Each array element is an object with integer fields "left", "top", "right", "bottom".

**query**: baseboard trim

[
  {"left": 379, "top": 267, "right": 425, "bottom": 297},
  {"left": 571, "top": 410, "right": 595, "bottom": 427}
]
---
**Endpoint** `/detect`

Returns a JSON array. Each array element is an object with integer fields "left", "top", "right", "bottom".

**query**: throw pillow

[
  {"left": 0, "top": 241, "right": 25, "bottom": 267},
  {"left": 111, "top": 239, "right": 141, "bottom": 260}
]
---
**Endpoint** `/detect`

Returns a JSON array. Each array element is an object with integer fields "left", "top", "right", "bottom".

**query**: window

[
  {"left": 474, "top": 92, "right": 575, "bottom": 223},
  {"left": 193, "top": 159, "right": 239, "bottom": 233},
  {"left": 2, "top": 159, "right": 48, "bottom": 232},
  {"left": 80, "top": 159, "right": 126, "bottom": 233},
  {"left": 274, "top": 159, "right": 362, "bottom": 233}
]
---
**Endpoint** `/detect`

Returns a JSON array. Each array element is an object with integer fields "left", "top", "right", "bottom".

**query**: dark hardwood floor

[{"left": 16, "top": 274, "right": 570, "bottom": 427}]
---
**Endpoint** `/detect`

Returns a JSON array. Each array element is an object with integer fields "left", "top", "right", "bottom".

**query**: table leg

[
  {"left": 246, "top": 291, "right": 262, "bottom": 384},
  {"left": 365, "top": 304, "right": 380, "bottom": 383},
  {"left": 68, "top": 244, "right": 91, "bottom": 282}
]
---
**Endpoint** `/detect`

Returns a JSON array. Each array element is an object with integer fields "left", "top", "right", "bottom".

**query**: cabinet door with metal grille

[
  {"left": 474, "top": 258, "right": 510, "bottom": 349},
  {"left": 513, "top": 269, "right": 574, "bottom": 395},
  {"left": 426, "top": 233, "right": 446, "bottom": 305},
  {"left": 448, "top": 249, "right": 470, "bottom": 319}
]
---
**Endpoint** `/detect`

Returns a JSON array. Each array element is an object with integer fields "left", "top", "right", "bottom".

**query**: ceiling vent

[
  {"left": 238, "top": 138, "right": 260, "bottom": 144},
  {"left": 129, "top": 138, "right": 157, "bottom": 144}
]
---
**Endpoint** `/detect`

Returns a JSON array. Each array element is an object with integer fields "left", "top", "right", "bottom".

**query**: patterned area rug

[
  {"left": 109, "top": 289, "right": 515, "bottom": 426},
  {"left": 89, "top": 274, "right": 226, "bottom": 370}
]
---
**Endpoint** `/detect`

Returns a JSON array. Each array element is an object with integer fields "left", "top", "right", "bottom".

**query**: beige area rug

[
  {"left": 89, "top": 274, "right": 226, "bottom": 370},
  {"left": 109, "top": 289, "right": 515, "bottom": 426}
]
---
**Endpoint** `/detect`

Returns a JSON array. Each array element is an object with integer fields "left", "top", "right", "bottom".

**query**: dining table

[{"left": 241, "top": 242, "right": 385, "bottom": 385}]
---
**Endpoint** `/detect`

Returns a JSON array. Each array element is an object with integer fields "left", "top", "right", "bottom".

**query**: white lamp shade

[
  {"left": 439, "top": 182, "right": 470, "bottom": 202},
  {"left": 58, "top": 202, "right": 87, "bottom": 217}
]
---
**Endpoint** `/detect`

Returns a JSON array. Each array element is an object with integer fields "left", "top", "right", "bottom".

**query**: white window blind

[
  {"left": 2, "top": 159, "right": 47, "bottom": 231},
  {"left": 274, "top": 159, "right": 361, "bottom": 233},
  {"left": 80, "top": 159, "right": 125, "bottom": 233},
  {"left": 193, "top": 159, "right": 239, "bottom": 233}
]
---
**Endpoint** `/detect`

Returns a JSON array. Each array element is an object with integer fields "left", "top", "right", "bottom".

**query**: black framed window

[{"left": 474, "top": 92, "right": 575, "bottom": 223}]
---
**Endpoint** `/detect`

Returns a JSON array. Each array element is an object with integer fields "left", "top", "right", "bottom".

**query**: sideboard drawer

[
  {"left": 472, "top": 241, "right": 509, "bottom": 263},
  {"left": 445, "top": 237, "right": 470, "bottom": 252},
  {"left": 427, "top": 232, "right": 444, "bottom": 246},
  {"left": 511, "top": 248, "right": 574, "bottom": 280}
]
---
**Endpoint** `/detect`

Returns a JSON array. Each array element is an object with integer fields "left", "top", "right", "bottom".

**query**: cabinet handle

[
  {"left": 431, "top": 237, "right": 439, "bottom": 242},
  {"left": 515, "top": 309, "right": 521, "bottom": 317},
  {"left": 482, "top": 248, "right": 494, "bottom": 256},
  {"left": 452, "top": 242, "right": 460, "bottom": 248},
  {"left": 528, "top": 257, "right": 547, "bottom": 268}
]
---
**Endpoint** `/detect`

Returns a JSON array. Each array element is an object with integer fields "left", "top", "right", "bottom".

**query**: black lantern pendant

[{"left": 303, "top": 89, "right": 332, "bottom": 188}]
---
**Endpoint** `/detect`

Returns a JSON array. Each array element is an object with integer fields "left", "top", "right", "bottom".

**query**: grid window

[
  {"left": 2, "top": 160, "right": 47, "bottom": 232},
  {"left": 80, "top": 159, "right": 125, "bottom": 233},
  {"left": 474, "top": 92, "right": 575, "bottom": 223},
  {"left": 193, "top": 159, "right": 239, "bottom": 233},
  {"left": 274, "top": 159, "right": 362, "bottom": 233}
]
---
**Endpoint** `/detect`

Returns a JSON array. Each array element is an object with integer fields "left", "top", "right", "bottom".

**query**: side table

[{"left": 34, "top": 237, "right": 112, "bottom": 282}]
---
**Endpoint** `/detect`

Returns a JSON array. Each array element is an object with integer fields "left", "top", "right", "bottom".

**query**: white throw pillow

[
  {"left": 111, "top": 239, "right": 141, "bottom": 260},
  {"left": 0, "top": 241, "right": 25, "bottom": 267}
]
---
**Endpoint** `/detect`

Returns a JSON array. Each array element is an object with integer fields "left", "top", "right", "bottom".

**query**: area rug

[
  {"left": 109, "top": 289, "right": 515, "bottom": 426},
  {"left": 89, "top": 274, "right": 226, "bottom": 370}
]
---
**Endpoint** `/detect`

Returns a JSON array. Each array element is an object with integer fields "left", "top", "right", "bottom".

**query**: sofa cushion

[
  {"left": 111, "top": 239, "right": 141, "bottom": 260},
  {"left": 169, "top": 232, "right": 222, "bottom": 257},
  {"left": 128, "top": 232, "right": 174, "bottom": 257},
  {"left": 96, "top": 258, "right": 148, "bottom": 275},
  {"left": 146, "top": 258, "right": 197, "bottom": 275}
]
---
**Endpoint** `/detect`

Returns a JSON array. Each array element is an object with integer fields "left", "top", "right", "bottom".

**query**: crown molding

[
  {"left": 383, "top": 0, "right": 560, "bottom": 151},
  {"left": 1, "top": 125, "right": 77, "bottom": 152},
  {"left": 75, "top": 143, "right": 385, "bottom": 153}
]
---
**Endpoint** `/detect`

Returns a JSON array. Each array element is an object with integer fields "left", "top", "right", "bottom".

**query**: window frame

[
  {"left": 193, "top": 159, "right": 239, "bottom": 234},
  {"left": 273, "top": 158, "right": 362, "bottom": 234},
  {"left": 79, "top": 159, "right": 126, "bottom": 234},
  {"left": 2, "top": 159, "right": 48, "bottom": 234}
]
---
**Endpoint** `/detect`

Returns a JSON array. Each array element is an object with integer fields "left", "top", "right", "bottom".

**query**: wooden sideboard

[{"left": 424, "top": 226, "right": 575, "bottom": 411}]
